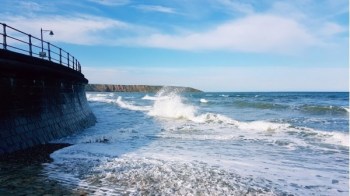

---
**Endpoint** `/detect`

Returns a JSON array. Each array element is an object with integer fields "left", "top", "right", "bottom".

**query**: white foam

[
  {"left": 200, "top": 98, "right": 208, "bottom": 103},
  {"left": 116, "top": 96, "right": 150, "bottom": 111},
  {"left": 86, "top": 93, "right": 114, "bottom": 103},
  {"left": 316, "top": 131, "right": 349, "bottom": 147},
  {"left": 86, "top": 156, "right": 280, "bottom": 195},
  {"left": 142, "top": 95, "right": 158, "bottom": 100},
  {"left": 236, "top": 120, "right": 290, "bottom": 131},
  {"left": 191, "top": 113, "right": 237, "bottom": 124},
  {"left": 148, "top": 95, "right": 197, "bottom": 119},
  {"left": 142, "top": 94, "right": 170, "bottom": 101}
]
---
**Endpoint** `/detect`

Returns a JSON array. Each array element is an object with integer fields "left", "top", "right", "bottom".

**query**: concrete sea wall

[{"left": 0, "top": 50, "right": 96, "bottom": 154}]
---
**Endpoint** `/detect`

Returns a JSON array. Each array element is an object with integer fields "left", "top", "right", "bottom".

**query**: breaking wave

[
  {"left": 142, "top": 95, "right": 158, "bottom": 100},
  {"left": 116, "top": 96, "right": 151, "bottom": 111},
  {"left": 87, "top": 91, "right": 349, "bottom": 147}
]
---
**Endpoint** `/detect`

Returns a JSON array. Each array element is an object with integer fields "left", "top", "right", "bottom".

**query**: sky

[{"left": 1, "top": 0, "right": 349, "bottom": 91}]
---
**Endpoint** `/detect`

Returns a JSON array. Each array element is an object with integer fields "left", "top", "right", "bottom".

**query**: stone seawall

[{"left": 0, "top": 50, "right": 96, "bottom": 154}]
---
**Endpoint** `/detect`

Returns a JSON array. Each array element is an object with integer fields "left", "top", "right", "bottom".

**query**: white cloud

[
  {"left": 319, "top": 22, "right": 347, "bottom": 37},
  {"left": 19, "top": 1, "right": 42, "bottom": 12},
  {"left": 135, "top": 5, "right": 177, "bottom": 14},
  {"left": 137, "top": 14, "right": 317, "bottom": 53},
  {"left": 88, "top": 0, "right": 129, "bottom": 6},
  {"left": 1, "top": 14, "right": 155, "bottom": 45},
  {"left": 2, "top": 10, "right": 344, "bottom": 54}
]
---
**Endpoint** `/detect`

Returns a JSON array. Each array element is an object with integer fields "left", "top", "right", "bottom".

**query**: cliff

[{"left": 85, "top": 84, "right": 202, "bottom": 93}]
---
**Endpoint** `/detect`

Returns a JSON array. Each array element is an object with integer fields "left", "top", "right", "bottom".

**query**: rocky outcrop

[{"left": 85, "top": 84, "right": 202, "bottom": 93}]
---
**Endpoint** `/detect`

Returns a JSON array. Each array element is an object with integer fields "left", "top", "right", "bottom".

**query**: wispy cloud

[
  {"left": 88, "top": 0, "right": 129, "bottom": 6},
  {"left": 1, "top": 14, "right": 155, "bottom": 45},
  {"left": 19, "top": 1, "right": 42, "bottom": 11},
  {"left": 319, "top": 22, "right": 347, "bottom": 37},
  {"left": 2, "top": 0, "right": 346, "bottom": 54},
  {"left": 135, "top": 5, "right": 177, "bottom": 14},
  {"left": 216, "top": 0, "right": 254, "bottom": 14},
  {"left": 135, "top": 14, "right": 317, "bottom": 53}
]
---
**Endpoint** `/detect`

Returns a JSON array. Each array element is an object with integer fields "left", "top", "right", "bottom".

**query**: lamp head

[{"left": 49, "top": 31, "right": 54, "bottom": 36}]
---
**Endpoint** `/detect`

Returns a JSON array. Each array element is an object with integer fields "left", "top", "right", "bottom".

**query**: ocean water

[{"left": 47, "top": 89, "right": 348, "bottom": 195}]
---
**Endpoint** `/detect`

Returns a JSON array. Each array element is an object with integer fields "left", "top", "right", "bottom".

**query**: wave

[
  {"left": 142, "top": 95, "right": 170, "bottom": 101},
  {"left": 88, "top": 91, "right": 349, "bottom": 147},
  {"left": 86, "top": 93, "right": 115, "bottom": 103},
  {"left": 142, "top": 95, "right": 158, "bottom": 100},
  {"left": 116, "top": 96, "right": 150, "bottom": 111},
  {"left": 200, "top": 98, "right": 208, "bottom": 103},
  {"left": 231, "top": 100, "right": 348, "bottom": 115},
  {"left": 343, "top": 107, "right": 350, "bottom": 113},
  {"left": 297, "top": 105, "right": 349, "bottom": 115},
  {"left": 148, "top": 94, "right": 197, "bottom": 119},
  {"left": 233, "top": 100, "right": 288, "bottom": 110}
]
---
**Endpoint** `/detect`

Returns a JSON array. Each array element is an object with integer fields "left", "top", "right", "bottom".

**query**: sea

[{"left": 5, "top": 89, "right": 350, "bottom": 195}]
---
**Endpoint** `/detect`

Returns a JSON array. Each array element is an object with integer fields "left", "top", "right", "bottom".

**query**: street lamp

[{"left": 40, "top": 28, "right": 54, "bottom": 57}]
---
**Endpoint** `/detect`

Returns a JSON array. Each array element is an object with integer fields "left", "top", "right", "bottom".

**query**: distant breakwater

[{"left": 86, "top": 84, "right": 202, "bottom": 93}]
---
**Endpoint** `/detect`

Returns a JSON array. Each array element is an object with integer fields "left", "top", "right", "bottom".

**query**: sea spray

[{"left": 148, "top": 93, "right": 197, "bottom": 120}]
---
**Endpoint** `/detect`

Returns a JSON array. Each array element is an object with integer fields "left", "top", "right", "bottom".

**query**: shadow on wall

[{"left": 0, "top": 49, "right": 96, "bottom": 155}]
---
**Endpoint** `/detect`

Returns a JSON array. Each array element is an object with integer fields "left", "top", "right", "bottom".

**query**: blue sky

[{"left": 1, "top": 0, "right": 349, "bottom": 91}]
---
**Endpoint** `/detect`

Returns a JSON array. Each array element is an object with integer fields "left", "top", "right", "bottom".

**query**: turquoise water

[{"left": 47, "top": 89, "right": 349, "bottom": 195}]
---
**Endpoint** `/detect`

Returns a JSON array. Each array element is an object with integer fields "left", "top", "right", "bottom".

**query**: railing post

[
  {"left": 2, "top": 24, "right": 7, "bottom": 50},
  {"left": 72, "top": 56, "right": 75, "bottom": 70},
  {"left": 47, "top": 42, "right": 51, "bottom": 61},
  {"left": 67, "top": 53, "right": 70, "bottom": 68},
  {"left": 28, "top": 35, "right": 32, "bottom": 56},
  {"left": 59, "top": 48, "right": 62, "bottom": 64}
]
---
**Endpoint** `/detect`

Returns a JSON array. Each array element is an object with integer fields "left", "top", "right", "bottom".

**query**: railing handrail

[{"left": 0, "top": 22, "right": 82, "bottom": 73}]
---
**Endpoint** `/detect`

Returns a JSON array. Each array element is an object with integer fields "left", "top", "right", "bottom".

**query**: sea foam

[{"left": 200, "top": 98, "right": 208, "bottom": 103}]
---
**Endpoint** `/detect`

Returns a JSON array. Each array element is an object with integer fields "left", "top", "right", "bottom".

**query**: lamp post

[{"left": 40, "top": 28, "right": 54, "bottom": 57}]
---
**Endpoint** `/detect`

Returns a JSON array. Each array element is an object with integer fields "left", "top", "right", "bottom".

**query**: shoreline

[
  {"left": 0, "top": 143, "right": 71, "bottom": 165},
  {"left": 0, "top": 143, "right": 88, "bottom": 195}
]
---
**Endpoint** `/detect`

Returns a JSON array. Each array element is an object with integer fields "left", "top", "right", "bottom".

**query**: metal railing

[{"left": 0, "top": 23, "right": 81, "bottom": 72}]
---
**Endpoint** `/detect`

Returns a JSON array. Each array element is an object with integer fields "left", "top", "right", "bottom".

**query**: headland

[{"left": 86, "top": 84, "right": 202, "bottom": 93}]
